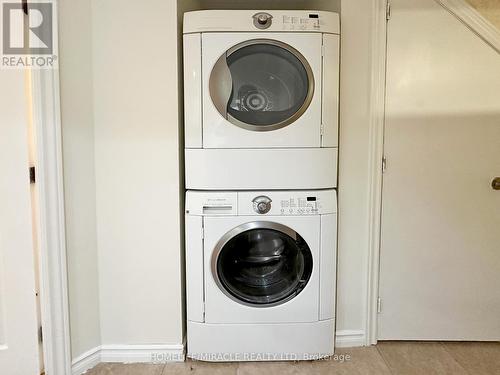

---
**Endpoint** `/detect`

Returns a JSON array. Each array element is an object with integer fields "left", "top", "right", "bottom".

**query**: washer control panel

[
  {"left": 279, "top": 196, "right": 318, "bottom": 215},
  {"left": 241, "top": 190, "right": 336, "bottom": 216},
  {"left": 186, "top": 190, "right": 336, "bottom": 216}
]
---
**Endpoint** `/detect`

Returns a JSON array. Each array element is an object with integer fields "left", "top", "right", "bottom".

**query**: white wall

[
  {"left": 91, "top": 0, "right": 184, "bottom": 346},
  {"left": 61, "top": 0, "right": 184, "bottom": 360},
  {"left": 59, "top": 0, "right": 101, "bottom": 358}
]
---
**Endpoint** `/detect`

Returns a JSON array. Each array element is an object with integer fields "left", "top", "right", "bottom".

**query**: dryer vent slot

[{"left": 203, "top": 205, "right": 232, "bottom": 214}]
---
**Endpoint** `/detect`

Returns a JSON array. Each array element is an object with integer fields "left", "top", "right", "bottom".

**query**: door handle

[{"left": 492, "top": 177, "right": 500, "bottom": 190}]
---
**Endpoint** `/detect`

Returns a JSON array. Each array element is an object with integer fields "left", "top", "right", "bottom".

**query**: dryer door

[
  {"left": 202, "top": 33, "right": 322, "bottom": 148},
  {"left": 213, "top": 222, "right": 313, "bottom": 307},
  {"left": 210, "top": 40, "right": 314, "bottom": 132}
]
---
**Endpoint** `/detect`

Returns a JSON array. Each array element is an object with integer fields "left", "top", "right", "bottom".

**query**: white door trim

[
  {"left": 364, "top": 0, "right": 388, "bottom": 346},
  {"left": 32, "top": 69, "right": 72, "bottom": 375},
  {"left": 435, "top": 0, "right": 500, "bottom": 54},
  {"left": 31, "top": 27, "right": 72, "bottom": 375}
]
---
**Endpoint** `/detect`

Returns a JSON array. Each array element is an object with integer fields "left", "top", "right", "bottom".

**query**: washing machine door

[
  {"left": 213, "top": 221, "right": 313, "bottom": 307},
  {"left": 209, "top": 39, "right": 315, "bottom": 132}
]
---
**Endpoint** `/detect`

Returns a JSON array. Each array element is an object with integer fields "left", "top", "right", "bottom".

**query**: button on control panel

[
  {"left": 282, "top": 14, "right": 320, "bottom": 30},
  {"left": 280, "top": 196, "right": 318, "bottom": 215}
]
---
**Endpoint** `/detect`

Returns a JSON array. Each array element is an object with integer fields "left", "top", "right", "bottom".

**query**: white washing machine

[
  {"left": 183, "top": 10, "right": 340, "bottom": 190},
  {"left": 185, "top": 189, "right": 337, "bottom": 361}
]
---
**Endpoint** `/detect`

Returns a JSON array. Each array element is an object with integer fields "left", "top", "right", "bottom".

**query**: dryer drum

[
  {"left": 209, "top": 39, "right": 315, "bottom": 132},
  {"left": 215, "top": 223, "right": 313, "bottom": 307}
]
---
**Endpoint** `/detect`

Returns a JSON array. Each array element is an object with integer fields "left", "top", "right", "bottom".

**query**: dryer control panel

[
  {"left": 183, "top": 10, "right": 340, "bottom": 35},
  {"left": 281, "top": 14, "right": 321, "bottom": 31}
]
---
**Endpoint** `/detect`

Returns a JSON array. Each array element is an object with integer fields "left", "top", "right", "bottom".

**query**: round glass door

[
  {"left": 209, "top": 39, "right": 314, "bottom": 131},
  {"left": 212, "top": 222, "right": 313, "bottom": 307}
]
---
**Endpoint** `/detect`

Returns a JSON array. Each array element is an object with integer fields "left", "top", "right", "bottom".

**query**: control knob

[
  {"left": 252, "top": 196, "right": 272, "bottom": 214},
  {"left": 253, "top": 12, "right": 273, "bottom": 29}
]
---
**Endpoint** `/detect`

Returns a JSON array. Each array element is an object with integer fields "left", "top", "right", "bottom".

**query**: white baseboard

[
  {"left": 71, "top": 334, "right": 363, "bottom": 373},
  {"left": 71, "top": 346, "right": 101, "bottom": 375},
  {"left": 100, "top": 344, "right": 185, "bottom": 363},
  {"left": 71, "top": 344, "right": 185, "bottom": 374},
  {"left": 335, "top": 330, "right": 366, "bottom": 348}
]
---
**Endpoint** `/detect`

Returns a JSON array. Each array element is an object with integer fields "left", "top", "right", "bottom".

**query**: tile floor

[{"left": 85, "top": 342, "right": 500, "bottom": 375}]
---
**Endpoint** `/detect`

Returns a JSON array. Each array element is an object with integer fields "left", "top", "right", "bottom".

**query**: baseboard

[
  {"left": 335, "top": 330, "right": 366, "bottom": 348},
  {"left": 71, "top": 346, "right": 101, "bottom": 375},
  {"left": 100, "top": 344, "right": 185, "bottom": 363},
  {"left": 71, "top": 344, "right": 185, "bottom": 374},
  {"left": 71, "top": 334, "right": 360, "bottom": 372}
]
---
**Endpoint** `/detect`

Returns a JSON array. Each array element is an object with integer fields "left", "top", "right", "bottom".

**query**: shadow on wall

[{"left": 178, "top": 0, "right": 340, "bottom": 13}]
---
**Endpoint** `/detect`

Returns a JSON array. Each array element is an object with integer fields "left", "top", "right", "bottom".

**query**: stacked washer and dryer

[{"left": 183, "top": 10, "right": 340, "bottom": 361}]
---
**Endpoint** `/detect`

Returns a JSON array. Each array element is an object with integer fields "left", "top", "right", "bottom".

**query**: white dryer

[
  {"left": 185, "top": 189, "right": 337, "bottom": 361},
  {"left": 183, "top": 10, "right": 340, "bottom": 190}
]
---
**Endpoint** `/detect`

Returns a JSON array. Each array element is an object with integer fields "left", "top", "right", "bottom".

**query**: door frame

[
  {"left": 364, "top": 0, "right": 388, "bottom": 346},
  {"left": 364, "top": 0, "right": 500, "bottom": 346},
  {"left": 30, "top": 4, "right": 72, "bottom": 371},
  {"left": 31, "top": 70, "right": 72, "bottom": 374}
]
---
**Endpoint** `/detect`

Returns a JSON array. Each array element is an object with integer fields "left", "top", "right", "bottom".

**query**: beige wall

[
  {"left": 466, "top": 0, "right": 500, "bottom": 29},
  {"left": 189, "top": 0, "right": 339, "bottom": 11},
  {"left": 335, "top": 0, "right": 373, "bottom": 340},
  {"left": 91, "top": 0, "right": 184, "bottom": 346},
  {"left": 59, "top": 0, "right": 101, "bottom": 358}
]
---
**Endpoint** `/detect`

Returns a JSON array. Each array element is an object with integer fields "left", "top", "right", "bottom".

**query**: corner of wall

[{"left": 58, "top": 0, "right": 102, "bottom": 361}]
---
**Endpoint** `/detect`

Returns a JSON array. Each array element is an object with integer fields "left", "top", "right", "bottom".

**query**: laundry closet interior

[
  {"left": 53, "top": 0, "right": 500, "bottom": 372},
  {"left": 59, "top": 0, "right": 350, "bottom": 366}
]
